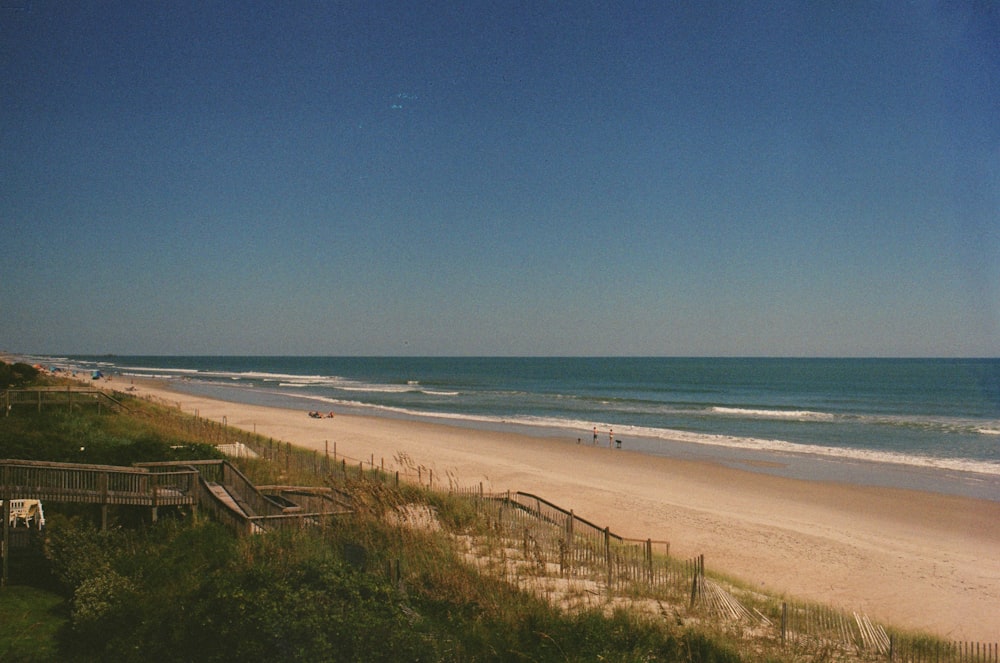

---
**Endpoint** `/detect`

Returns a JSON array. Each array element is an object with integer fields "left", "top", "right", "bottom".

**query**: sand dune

[{"left": 123, "top": 377, "right": 1000, "bottom": 640}]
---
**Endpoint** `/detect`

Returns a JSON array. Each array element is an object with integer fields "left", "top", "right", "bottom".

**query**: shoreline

[
  {"left": 115, "top": 375, "right": 1000, "bottom": 641},
  {"left": 157, "top": 375, "right": 1000, "bottom": 502}
]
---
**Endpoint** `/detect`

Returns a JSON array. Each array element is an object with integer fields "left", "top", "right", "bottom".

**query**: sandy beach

[{"left": 117, "top": 376, "right": 1000, "bottom": 641}]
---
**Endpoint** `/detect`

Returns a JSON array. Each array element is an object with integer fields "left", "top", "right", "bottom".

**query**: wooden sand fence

[
  {"left": 887, "top": 639, "right": 999, "bottom": 663},
  {"left": 444, "top": 484, "right": 699, "bottom": 607},
  {"left": 776, "top": 597, "right": 998, "bottom": 662}
]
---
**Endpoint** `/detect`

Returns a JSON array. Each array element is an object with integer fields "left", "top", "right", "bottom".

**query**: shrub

[{"left": 0, "top": 361, "right": 40, "bottom": 388}]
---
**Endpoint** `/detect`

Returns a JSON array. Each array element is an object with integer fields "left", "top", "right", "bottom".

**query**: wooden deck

[
  {"left": 1, "top": 458, "right": 197, "bottom": 508},
  {"left": 1, "top": 458, "right": 351, "bottom": 585}
]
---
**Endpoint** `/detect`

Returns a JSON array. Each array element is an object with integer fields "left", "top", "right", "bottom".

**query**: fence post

[
  {"left": 781, "top": 602, "right": 787, "bottom": 644},
  {"left": 99, "top": 472, "right": 110, "bottom": 532},
  {"left": 150, "top": 472, "right": 159, "bottom": 523},
  {"left": 2, "top": 475, "right": 10, "bottom": 587},
  {"left": 604, "top": 527, "right": 612, "bottom": 591}
]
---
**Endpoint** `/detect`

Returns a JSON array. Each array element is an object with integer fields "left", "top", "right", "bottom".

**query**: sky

[{"left": 1, "top": 1, "right": 998, "bottom": 357}]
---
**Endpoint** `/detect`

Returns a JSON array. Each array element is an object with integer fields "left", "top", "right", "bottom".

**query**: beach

[{"left": 115, "top": 376, "right": 1000, "bottom": 640}]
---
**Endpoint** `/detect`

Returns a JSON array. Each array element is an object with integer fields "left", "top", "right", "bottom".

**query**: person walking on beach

[
  {"left": 608, "top": 428, "right": 614, "bottom": 448},
  {"left": 593, "top": 427, "right": 598, "bottom": 445}
]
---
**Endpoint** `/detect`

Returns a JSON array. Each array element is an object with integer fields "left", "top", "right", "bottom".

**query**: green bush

[
  {"left": 0, "top": 585, "right": 67, "bottom": 663},
  {"left": 0, "top": 409, "right": 224, "bottom": 464},
  {"left": 0, "top": 361, "right": 40, "bottom": 388},
  {"left": 42, "top": 515, "right": 118, "bottom": 592}
]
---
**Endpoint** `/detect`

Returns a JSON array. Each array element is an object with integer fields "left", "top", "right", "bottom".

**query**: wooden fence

[
  {"left": 888, "top": 640, "right": 999, "bottom": 663},
  {"left": 3, "top": 387, "right": 128, "bottom": 415},
  {"left": 1, "top": 458, "right": 197, "bottom": 508},
  {"left": 433, "top": 484, "right": 703, "bottom": 614}
]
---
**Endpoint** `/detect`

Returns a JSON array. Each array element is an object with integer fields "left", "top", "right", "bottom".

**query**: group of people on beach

[
  {"left": 584, "top": 426, "right": 621, "bottom": 448},
  {"left": 308, "top": 411, "right": 335, "bottom": 419}
]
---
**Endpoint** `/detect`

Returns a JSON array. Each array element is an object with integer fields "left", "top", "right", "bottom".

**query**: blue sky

[{"left": 2, "top": 1, "right": 997, "bottom": 356}]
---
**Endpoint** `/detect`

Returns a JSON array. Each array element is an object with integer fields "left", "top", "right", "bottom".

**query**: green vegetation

[
  {"left": 0, "top": 585, "right": 66, "bottom": 663},
  {"left": 0, "top": 362, "right": 40, "bottom": 389},
  {"left": 0, "top": 403, "right": 224, "bottom": 466}
]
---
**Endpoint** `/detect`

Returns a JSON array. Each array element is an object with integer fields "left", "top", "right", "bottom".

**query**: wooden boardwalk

[
  {"left": 1, "top": 458, "right": 198, "bottom": 508},
  {"left": 1, "top": 458, "right": 351, "bottom": 585}
]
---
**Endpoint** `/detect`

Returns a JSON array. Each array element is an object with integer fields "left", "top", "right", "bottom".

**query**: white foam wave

[
  {"left": 129, "top": 366, "right": 451, "bottom": 398},
  {"left": 275, "top": 381, "right": 456, "bottom": 397},
  {"left": 338, "top": 384, "right": 416, "bottom": 393},
  {"left": 120, "top": 366, "right": 201, "bottom": 375},
  {"left": 712, "top": 407, "right": 835, "bottom": 421},
  {"left": 121, "top": 372, "right": 185, "bottom": 380},
  {"left": 978, "top": 428, "right": 1000, "bottom": 436},
  {"left": 225, "top": 371, "right": 341, "bottom": 383},
  {"left": 615, "top": 424, "right": 1000, "bottom": 477}
]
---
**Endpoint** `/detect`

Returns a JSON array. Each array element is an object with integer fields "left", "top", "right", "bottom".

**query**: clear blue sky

[{"left": 2, "top": 1, "right": 997, "bottom": 356}]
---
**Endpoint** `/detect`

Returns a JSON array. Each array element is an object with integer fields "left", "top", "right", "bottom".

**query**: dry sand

[{"left": 121, "top": 376, "right": 1000, "bottom": 641}]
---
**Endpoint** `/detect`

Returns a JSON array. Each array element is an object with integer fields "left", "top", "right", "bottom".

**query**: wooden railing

[
  {"left": 135, "top": 460, "right": 351, "bottom": 535},
  {"left": 2, "top": 387, "right": 130, "bottom": 415},
  {"left": 138, "top": 460, "right": 289, "bottom": 519},
  {"left": 0, "top": 459, "right": 197, "bottom": 507}
]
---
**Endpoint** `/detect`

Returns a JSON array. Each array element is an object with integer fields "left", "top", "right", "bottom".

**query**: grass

[{"left": 0, "top": 585, "right": 66, "bottom": 662}]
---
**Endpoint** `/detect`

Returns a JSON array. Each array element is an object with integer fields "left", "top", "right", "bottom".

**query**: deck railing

[
  {"left": 1, "top": 459, "right": 197, "bottom": 506},
  {"left": 3, "top": 387, "right": 129, "bottom": 415}
]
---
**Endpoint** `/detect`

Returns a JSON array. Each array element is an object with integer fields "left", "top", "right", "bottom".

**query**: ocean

[{"left": 43, "top": 356, "right": 1000, "bottom": 500}]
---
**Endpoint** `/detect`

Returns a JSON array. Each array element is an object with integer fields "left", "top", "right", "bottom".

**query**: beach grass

[{"left": 0, "top": 585, "right": 66, "bottom": 662}]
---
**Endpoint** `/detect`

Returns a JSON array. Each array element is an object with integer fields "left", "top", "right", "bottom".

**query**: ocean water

[{"left": 46, "top": 356, "right": 1000, "bottom": 498}]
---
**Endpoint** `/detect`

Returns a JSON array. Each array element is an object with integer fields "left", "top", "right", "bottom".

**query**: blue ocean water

[{"left": 47, "top": 356, "right": 1000, "bottom": 497}]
